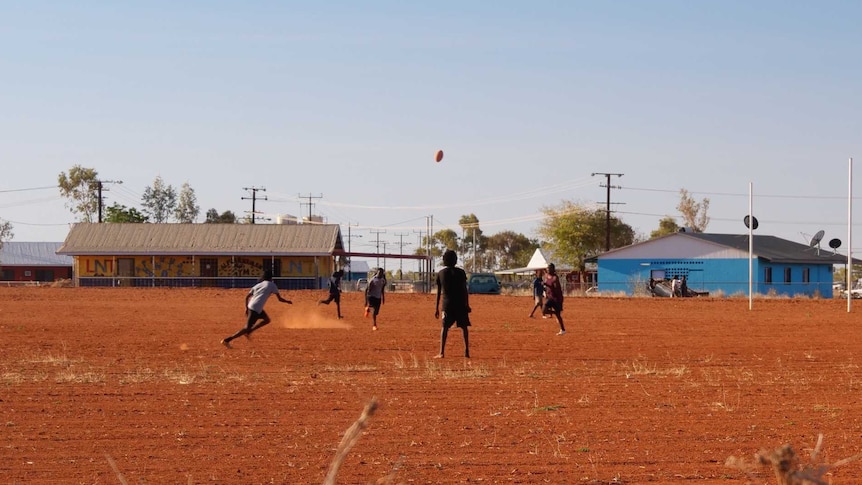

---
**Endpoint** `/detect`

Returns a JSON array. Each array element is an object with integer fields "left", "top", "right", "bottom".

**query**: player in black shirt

[{"left": 434, "top": 249, "right": 471, "bottom": 359}]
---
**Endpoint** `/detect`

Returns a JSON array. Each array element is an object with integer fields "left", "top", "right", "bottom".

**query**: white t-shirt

[{"left": 247, "top": 280, "right": 281, "bottom": 313}]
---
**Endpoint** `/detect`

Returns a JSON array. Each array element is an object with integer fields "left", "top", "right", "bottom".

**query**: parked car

[
  {"left": 467, "top": 273, "right": 501, "bottom": 294},
  {"left": 355, "top": 278, "right": 368, "bottom": 291}
]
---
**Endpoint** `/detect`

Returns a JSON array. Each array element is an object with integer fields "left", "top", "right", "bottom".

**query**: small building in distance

[
  {"left": 0, "top": 241, "right": 73, "bottom": 284},
  {"left": 57, "top": 223, "right": 344, "bottom": 289},
  {"left": 593, "top": 232, "right": 852, "bottom": 297}
]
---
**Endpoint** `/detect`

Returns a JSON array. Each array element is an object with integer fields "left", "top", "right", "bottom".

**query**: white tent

[{"left": 495, "top": 248, "right": 552, "bottom": 275}]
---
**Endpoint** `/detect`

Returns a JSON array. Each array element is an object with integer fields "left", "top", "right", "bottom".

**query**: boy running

[
  {"left": 365, "top": 268, "right": 386, "bottom": 330},
  {"left": 318, "top": 269, "right": 344, "bottom": 319},
  {"left": 221, "top": 270, "right": 292, "bottom": 348}
]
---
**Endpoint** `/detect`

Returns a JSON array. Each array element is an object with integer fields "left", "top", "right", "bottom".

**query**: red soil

[{"left": 2, "top": 288, "right": 862, "bottom": 484}]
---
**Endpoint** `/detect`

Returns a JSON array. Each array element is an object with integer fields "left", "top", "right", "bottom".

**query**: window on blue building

[
  {"left": 802, "top": 268, "right": 810, "bottom": 283},
  {"left": 784, "top": 268, "right": 792, "bottom": 284},
  {"left": 764, "top": 267, "right": 772, "bottom": 284}
]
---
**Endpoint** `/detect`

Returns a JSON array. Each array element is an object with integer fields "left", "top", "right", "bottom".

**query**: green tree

[
  {"left": 174, "top": 182, "right": 200, "bottom": 223},
  {"left": 0, "top": 219, "right": 13, "bottom": 252},
  {"left": 650, "top": 216, "right": 680, "bottom": 239},
  {"left": 677, "top": 189, "right": 710, "bottom": 232},
  {"left": 58, "top": 165, "right": 99, "bottom": 222},
  {"left": 537, "top": 200, "right": 635, "bottom": 271},
  {"left": 434, "top": 228, "right": 459, "bottom": 255},
  {"left": 141, "top": 175, "right": 177, "bottom": 223},
  {"left": 485, "top": 230, "right": 538, "bottom": 270},
  {"left": 414, "top": 228, "right": 458, "bottom": 260},
  {"left": 458, "top": 214, "right": 486, "bottom": 272},
  {"left": 205, "top": 209, "right": 237, "bottom": 224},
  {"left": 104, "top": 203, "right": 149, "bottom": 223}
]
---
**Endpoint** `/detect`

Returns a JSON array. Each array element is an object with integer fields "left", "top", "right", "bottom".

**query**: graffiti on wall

[
  {"left": 84, "top": 259, "right": 113, "bottom": 276},
  {"left": 138, "top": 256, "right": 195, "bottom": 277},
  {"left": 77, "top": 256, "right": 323, "bottom": 277},
  {"left": 219, "top": 258, "right": 264, "bottom": 277}
]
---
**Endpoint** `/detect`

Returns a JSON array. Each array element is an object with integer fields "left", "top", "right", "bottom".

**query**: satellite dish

[
  {"left": 810, "top": 230, "right": 825, "bottom": 248},
  {"left": 829, "top": 238, "right": 842, "bottom": 249},
  {"left": 743, "top": 215, "right": 759, "bottom": 230}
]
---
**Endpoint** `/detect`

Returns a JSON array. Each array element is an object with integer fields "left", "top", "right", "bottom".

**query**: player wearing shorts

[
  {"left": 434, "top": 249, "right": 470, "bottom": 359},
  {"left": 528, "top": 269, "right": 544, "bottom": 318},
  {"left": 318, "top": 269, "right": 344, "bottom": 319},
  {"left": 221, "top": 270, "right": 292, "bottom": 348},
  {"left": 365, "top": 268, "right": 386, "bottom": 330},
  {"left": 543, "top": 263, "right": 566, "bottom": 335}
]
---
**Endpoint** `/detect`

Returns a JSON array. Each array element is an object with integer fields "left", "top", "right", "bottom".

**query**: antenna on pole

[
  {"left": 591, "top": 172, "right": 624, "bottom": 251},
  {"left": 96, "top": 179, "right": 123, "bottom": 223},
  {"left": 369, "top": 229, "right": 387, "bottom": 269},
  {"left": 242, "top": 187, "right": 267, "bottom": 224},
  {"left": 298, "top": 193, "right": 323, "bottom": 222},
  {"left": 395, "top": 232, "right": 411, "bottom": 276}
]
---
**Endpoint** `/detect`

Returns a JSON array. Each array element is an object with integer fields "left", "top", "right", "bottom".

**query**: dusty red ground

[{"left": 3, "top": 287, "right": 862, "bottom": 484}]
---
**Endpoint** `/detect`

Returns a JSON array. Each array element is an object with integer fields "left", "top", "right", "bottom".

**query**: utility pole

[
  {"left": 95, "top": 179, "right": 123, "bottom": 223},
  {"left": 413, "top": 229, "right": 425, "bottom": 283},
  {"left": 591, "top": 173, "right": 624, "bottom": 251},
  {"left": 395, "top": 232, "right": 410, "bottom": 277},
  {"left": 298, "top": 193, "right": 323, "bottom": 221},
  {"left": 242, "top": 186, "right": 267, "bottom": 224},
  {"left": 345, "top": 223, "right": 362, "bottom": 282},
  {"left": 427, "top": 215, "right": 434, "bottom": 292},
  {"left": 369, "top": 229, "right": 387, "bottom": 268}
]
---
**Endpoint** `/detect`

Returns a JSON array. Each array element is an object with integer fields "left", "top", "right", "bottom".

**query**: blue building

[{"left": 594, "top": 232, "right": 852, "bottom": 297}]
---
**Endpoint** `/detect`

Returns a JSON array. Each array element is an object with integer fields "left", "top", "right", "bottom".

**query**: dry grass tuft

[{"left": 727, "top": 434, "right": 862, "bottom": 484}]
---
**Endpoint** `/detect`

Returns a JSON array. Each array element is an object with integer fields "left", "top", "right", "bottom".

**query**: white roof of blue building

[
  {"left": 593, "top": 232, "right": 858, "bottom": 265},
  {"left": 0, "top": 242, "right": 73, "bottom": 266}
]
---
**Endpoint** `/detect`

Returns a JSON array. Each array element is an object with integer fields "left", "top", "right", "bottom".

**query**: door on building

[
  {"left": 200, "top": 258, "right": 218, "bottom": 287},
  {"left": 117, "top": 258, "right": 135, "bottom": 287},
  {"left": 263, "top": 259, "right": 282, "bottom": 278}
]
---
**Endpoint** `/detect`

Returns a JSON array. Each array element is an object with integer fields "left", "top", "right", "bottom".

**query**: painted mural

[{"left": 77, "top": 256, "right": 325, "bottom": 277}]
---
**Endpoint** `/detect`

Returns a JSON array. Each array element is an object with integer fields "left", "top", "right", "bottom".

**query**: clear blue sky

[{"left": 2, "top": 1, "right": 860, "bottom": 260}]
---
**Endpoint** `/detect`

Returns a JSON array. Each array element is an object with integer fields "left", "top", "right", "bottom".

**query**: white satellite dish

[{"left": 810, "top": 229, "right": 825, "bottom": 254}]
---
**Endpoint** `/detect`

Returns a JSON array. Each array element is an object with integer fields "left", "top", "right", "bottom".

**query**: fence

[{"left": 78, "top": 276, "right": 318, "bottom": 290}]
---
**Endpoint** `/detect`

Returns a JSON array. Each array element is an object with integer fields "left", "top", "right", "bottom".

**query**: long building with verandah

[{"left": 56, "top": 222, "right": 345, "bottom": 289}]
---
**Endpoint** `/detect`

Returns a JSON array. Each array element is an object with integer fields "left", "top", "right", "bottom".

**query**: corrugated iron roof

[
  {"left": 590, "top": 232, "right": 857, "bottom": 265},
  {"left": 685, "top": 233, "right": 853, "bottom": 264},
  {"left": 0, "top": 242, "right": 73, "bottom": 266},
  {"left": 57, "top": 223, "right": 344, "bottom": 256}
]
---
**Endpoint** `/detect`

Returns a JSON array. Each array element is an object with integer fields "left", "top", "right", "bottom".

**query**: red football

[{"left": 435, "top": 150, "right": 444, "bottom": 162}]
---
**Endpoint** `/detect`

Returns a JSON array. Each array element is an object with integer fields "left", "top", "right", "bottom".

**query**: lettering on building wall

[{"left": 85, "top": 259, "right": 114, "bottom": 275}]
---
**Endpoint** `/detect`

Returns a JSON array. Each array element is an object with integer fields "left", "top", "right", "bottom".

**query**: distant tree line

[{"left": 53, "top": 164, "right": 712, "bottom": 273}]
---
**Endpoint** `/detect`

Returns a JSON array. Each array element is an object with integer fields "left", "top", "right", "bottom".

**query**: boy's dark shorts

[
  {"left": 543, "top": 300, "right": 563, "bottom": 314},
  {"left": 441, "top": 310, "right": 471, "bottom": 329},
  {"left": 246, "top": 309, "right": 267, "bottom": 328},
  {"left": 367, "top": 296, "right": 382, "bottom": 315}
]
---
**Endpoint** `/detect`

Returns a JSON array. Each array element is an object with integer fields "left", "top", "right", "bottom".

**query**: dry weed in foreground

[
  {"left": 323, "top": 397, "right": 380, "bottom": 485},
  {"left": 726, "top": 434, "right": 862, "bottom": 484}
]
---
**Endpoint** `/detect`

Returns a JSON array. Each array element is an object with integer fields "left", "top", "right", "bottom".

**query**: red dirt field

[{"left": 3, "top": 287, "right": 862, "bottom": 484}]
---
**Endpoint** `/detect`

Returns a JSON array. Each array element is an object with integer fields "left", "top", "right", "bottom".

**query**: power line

[{"left": 0, "top": 186, "right": 56, "bottom": 193}]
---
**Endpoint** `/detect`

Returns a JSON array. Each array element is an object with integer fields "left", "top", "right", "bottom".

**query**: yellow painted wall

[{"left": 76, "top": 255, "right": 329, "bottom": 277}]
